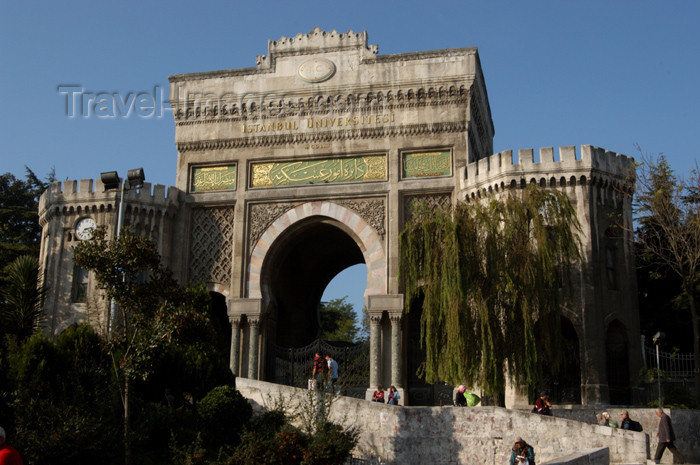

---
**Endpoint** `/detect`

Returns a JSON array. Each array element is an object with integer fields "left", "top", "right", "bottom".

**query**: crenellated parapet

[
  {"left": 460, "top": 145, "right": 635, "bottom": 198},
  {"left": 260, "top": 27, "right": 378, "bottom": 66},
  {"left": 39, "top": 178, "right": 182, "bottom": 227}
]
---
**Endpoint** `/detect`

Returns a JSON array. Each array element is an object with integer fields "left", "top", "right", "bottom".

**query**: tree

[
  {"left": 0, "top": 255, "right": 47, "bottom": 343},
  {"left": 319, "top": 297, "right": 361, "bottom": 342},
  {"left": 633, "top": 152, "right": 700, "bottom": 401},
  {"left": 399, "top": 184, "right": 582, "bottom": 399},
  {"left": 0, "top": 168, "right": 53, "bottom": 289},
  {"left": 73, "top": 227, "right": 212, "bottom": 465}
]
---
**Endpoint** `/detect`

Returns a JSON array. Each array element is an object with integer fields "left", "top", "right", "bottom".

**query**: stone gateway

[{"left": 38, "top": 28, "right": 642, "bottom": 406}]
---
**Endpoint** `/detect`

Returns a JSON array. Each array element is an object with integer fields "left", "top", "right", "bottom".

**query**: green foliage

[
  {"left": 399, "top": 184, "right": 582, "bottom": 395},
  {"left": 7, "top": 327, "right": 121, "bottom": 465},
  {"left": 8, "top": 332, "right": 66, "bottom": 399},
  {"left": 0, "top": 169, "right": 53, "bottom": 289},
  {"left": 319, "top": 297, "right": 361, "bottom": 342},
  {"left": 231, "top": 391, "right": 358, "bottom": 465},
  {"left": 633, "top": 151, "right": 700, "bottom": 400},
  {"left": 0, "top": 254, "right": 47, "bottom": 342},
  {"left": 233, "top": 424, "right": 308, "bottom": 465},
  {"left": 302, "top": 422, "right": 359, "bottom": 465},
  {"left": 197, "top": 385, "right": 252, "bottom": 448}
]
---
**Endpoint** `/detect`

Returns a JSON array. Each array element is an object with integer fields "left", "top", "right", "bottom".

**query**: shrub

[{"left": 197, "top": 385, "right": 253, "bottom": 449}]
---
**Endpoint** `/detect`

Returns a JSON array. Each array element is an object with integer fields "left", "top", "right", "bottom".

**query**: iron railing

[
  {"left": 644, "top": 345, "right": 695, "bottom": 379},
  {"left": 272, "top": 338, "right": 369, "bottom": 398}
]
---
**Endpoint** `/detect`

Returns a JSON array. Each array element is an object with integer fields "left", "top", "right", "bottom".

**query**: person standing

[
  {"left": 654, "top": 408, "right": 685, "bottom": 464},
  {"left": 0, "top": 427, "right": 24, "bottom": 465},
  {"left": 311, "top": 351, "right": 326, "bottom": 389},
  {"left": 325, "top": 354, "right": 339, "bottom": 388}
]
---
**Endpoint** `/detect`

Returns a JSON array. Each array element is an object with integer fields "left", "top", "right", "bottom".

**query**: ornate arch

[{"left": 247, "top": 201, "right": 387, "bottom": 300}]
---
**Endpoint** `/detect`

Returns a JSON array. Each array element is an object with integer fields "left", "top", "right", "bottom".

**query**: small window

[
  {"left": 72, "top": 264, "right": 89, "bottom": 303},
  {"left": 606, "top": 245, "right": 617, "bottom": 290}
]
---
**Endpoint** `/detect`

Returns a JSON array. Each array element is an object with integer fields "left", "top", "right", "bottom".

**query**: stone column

[
  {"left": 390, "top": 313, "right": 403, "bottom": 388},
  {"left": 229, "top": 317, "right": 241, "bottom": 376},
  {"left": 228, "top": 298, "right": 262, "bottom": 380},
  {"left": 369, "top": 313, "right": 382, "bottom": 389},
  {"left": 248, "top": 317, "right": 260, "bottom": 380}
]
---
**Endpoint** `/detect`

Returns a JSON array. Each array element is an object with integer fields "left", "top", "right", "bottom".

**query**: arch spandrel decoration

[{"left": 247, "top": 201, "right": 387, "bottom": 300}]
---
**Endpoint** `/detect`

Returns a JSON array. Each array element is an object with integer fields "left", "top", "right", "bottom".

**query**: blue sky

[{"left": 2, "top": 1, "right": 698, "bottom": 316}]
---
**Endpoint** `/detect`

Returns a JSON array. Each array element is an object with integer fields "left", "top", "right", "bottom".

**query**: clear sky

[{"left": 2, "top": 1, "right": 698, "bottom": 317}]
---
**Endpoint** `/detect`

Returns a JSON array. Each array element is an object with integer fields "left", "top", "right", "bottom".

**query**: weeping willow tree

[{"left": 399, "top": 184, "right": 583, "bottom": 396}]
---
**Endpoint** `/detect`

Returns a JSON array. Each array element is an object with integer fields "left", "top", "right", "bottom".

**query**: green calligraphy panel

[
  {"left": 191, "top": 165, "right": 237, "bottom": 192},
  {"left": 251, "top": 155, "right": 386, "bottom": 188},
  {"left": 402, "top": 150, "right": 452, "bottom": 179}
]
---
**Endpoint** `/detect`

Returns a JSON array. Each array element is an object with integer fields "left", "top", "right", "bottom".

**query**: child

[
  {"left": 387, "top": 385, "right": 400, "bottom": 405},
  {"left": 372, "top": 385, "right": 385, "bottom": 403}
]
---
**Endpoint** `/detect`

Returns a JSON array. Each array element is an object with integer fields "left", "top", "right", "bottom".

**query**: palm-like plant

[{"left": 1, "top": 254, "right": 46, "bottom": 341}]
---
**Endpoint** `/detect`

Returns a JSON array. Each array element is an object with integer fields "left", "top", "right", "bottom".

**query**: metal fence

[
  {"left": 272, "top": 338, "right": 369, "bottom": 398},
  {"left": 644, "top": 345, "right": 695, "bottom": 379}
]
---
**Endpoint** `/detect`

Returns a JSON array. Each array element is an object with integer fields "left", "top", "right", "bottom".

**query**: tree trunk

[{"left": 124, "top": 376, "right": 131, "bottom": 465}]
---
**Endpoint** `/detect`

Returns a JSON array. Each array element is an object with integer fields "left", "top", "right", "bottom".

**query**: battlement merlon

[
  {"left": 461, "top": 145, "right": 635, "bottom": 192},
  {"left": 38, "top": 178, "right": 182, "bottom": 219},
  {"left": 262, "top": 27, "right": 378, "bottom": 65}
]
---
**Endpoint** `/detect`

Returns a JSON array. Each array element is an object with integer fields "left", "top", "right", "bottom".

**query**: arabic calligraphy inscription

[
  {"left": 250, "top": 155, "right": 386, "bottom": 188},
  {"left": 191, "top": 165, "right": 237, "bottom": 192}
]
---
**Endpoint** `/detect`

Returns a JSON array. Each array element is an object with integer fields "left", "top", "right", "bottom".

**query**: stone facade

[{"left": 38, "top": 28, "right": 642, "bottom": 406}]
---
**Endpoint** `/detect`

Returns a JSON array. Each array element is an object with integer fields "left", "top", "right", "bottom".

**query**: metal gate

[{"left": 272, "top": 339, "right": 369, "bottom": 398}]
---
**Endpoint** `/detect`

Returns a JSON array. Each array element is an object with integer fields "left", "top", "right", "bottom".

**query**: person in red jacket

[{"left": 0, "top": 427, "right": 24, "bottom": 465}]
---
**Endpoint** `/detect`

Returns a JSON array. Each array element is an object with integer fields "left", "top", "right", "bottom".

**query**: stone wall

[
  {"left": 236, "top": 378, "right": 647, "bottom": 464},
  {"left": 540, "top": 448, "right": 608, "bottom": 465},
  {"left": 534, "top": 406, "right": 700, "bottom": 464}
]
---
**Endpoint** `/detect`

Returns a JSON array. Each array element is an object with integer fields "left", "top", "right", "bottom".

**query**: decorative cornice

[
  {"left": 177, "top": 121, "right": 466, "bottom": 152},
  {"left": 172, "top": 82, "right": 469, "bottom": 123}
]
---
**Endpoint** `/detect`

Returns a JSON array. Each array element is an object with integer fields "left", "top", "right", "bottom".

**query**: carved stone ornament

[
  {"left": 248, "top": 198, "right": 386, "bottom": 255},
  {"left": 189, "top": 206, "right": 235, "bottom": 285},
  {"left": 334, "top": 198, "right": 386, "bottom": 239},
  {"left": 403, "top": 193, "right": 452, "bottom": 224},
  {"left": 248, "top": 202, "right": 298, "bottom": 253},
  {"left": 298, "top": 58, "right": 336, "bottom": 83}
]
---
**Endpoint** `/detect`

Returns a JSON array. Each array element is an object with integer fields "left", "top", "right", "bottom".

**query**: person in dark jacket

[
  {"left": 620, "top": 410, "right": 642, "bottom": 432},
  {"left": 653, "top": 408, "right": 685, "bottom": 464}
]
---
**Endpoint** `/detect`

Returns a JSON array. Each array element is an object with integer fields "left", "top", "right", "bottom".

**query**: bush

[
  {"left": 197, "top": 385, "right": 252, "bottom": 449},
  {"left": 302, "top": 422, "right": 359, "bottom": 465}
]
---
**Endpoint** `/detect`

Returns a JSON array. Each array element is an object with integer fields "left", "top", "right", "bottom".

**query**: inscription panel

[
  {"left": 190, "top": 165, "right": 237, "bottom": 193},
  {"left": 250, "top": 155, "right": 386, "bottom": 188},
  {"left": 402, "top": 150, "right": 452, "bottom": 179}
]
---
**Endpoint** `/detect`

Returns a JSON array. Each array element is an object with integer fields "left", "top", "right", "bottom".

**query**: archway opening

[
  {"left": 261, "top": 218, "right": 370, "bottom": 393},
  {"left": 264, "top": 219, "right": 365, "bottom": 347},
  {"left": 606, "top": 319, "right": 630, "bottom": 405},
  {"left": 533, "top": 316, "right": 581, "bottom": 404}
]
